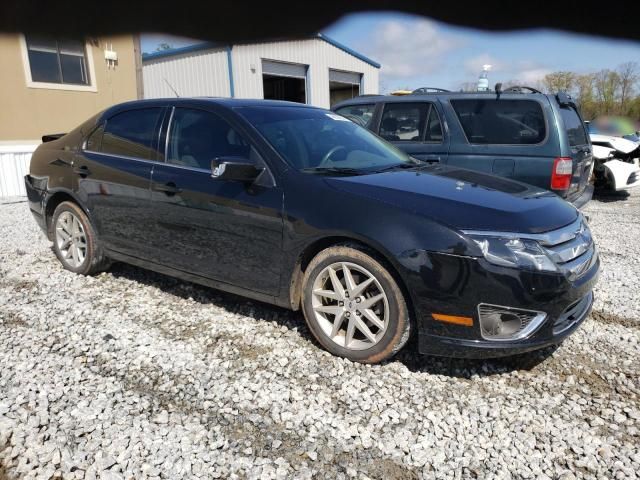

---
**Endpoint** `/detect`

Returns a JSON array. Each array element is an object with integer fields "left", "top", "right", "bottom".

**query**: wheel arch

[
  {"left": 44, "top": 189, "right": 91, "bottom": 241},
  {"left": 288, "top": 235, "right": 415, "bottom": 320}
]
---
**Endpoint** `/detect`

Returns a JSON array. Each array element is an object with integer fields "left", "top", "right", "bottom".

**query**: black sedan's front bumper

[{"left": 398, "top": 249, "right": 599, "bottom": 359}]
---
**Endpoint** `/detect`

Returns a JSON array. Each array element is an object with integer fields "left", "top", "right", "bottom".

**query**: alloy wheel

[
  {"left": 311, "top": 261, "right": 389, "bottom": 350},
  {"left": 55, "top": 211, "right": 87, "bottom": 269}
]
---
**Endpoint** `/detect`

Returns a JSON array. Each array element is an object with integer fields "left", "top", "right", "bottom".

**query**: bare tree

[
  {"left": 617, "top": 62, "right": 639, "bottom": 112},
  {"left": 575, "top": 73, "right": 597, "bottom": 119},
  {"left": 594, "top": 69, "right": 621, "bottom": 115},
  {"left": 541, "top": 71, "right": 576, "bottom": 94}
]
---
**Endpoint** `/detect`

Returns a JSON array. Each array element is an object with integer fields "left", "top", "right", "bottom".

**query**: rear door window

[
  {"left": 167, "top": 108, "right": 252, "bottom": 170},
  {"left": 334, "top": 104, "right": 375, "bottom": 127},
  {"left": 559, "top": 106, "right": 588, "bottom": 146},
  {"left": 451, "top": 99, "right": 546, "bottom": 144},
  {"left": 85, "top": 124, "right": 104, "bottom": 151},
  {"left": 101, "top": 108, "right": 164, "bottom": 160},
  {"left": 379, "top": 102, "right": 429, "bottom": 141}
]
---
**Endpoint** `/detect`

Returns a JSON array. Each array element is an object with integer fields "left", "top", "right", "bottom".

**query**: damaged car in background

[{"left": 588, "top": 130, "right": 640, "bottom": 192}]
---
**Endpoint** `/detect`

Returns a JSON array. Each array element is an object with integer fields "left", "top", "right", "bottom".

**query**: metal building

[{"left": 142, "top": 34, "right": 380, "bottom": 109}]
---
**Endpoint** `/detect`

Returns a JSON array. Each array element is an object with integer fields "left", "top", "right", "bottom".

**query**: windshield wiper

[
  {"left": 301, "top": 167, "right": 364, "bottom": 176},
  {"left": 370, "top": 162, "right": 422, "bottom": 173}
]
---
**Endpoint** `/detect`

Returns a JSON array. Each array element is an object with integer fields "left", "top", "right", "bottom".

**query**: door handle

[
  {"left": 423, "top": 156, "right": 440, "bottom": 163},
  {"left": 152, "top": 182, "right": 182, "bottom": 195},
  {"left": 50, "top": 157, "right": 72, "bottom": 167},
  {"left": 73, "top": 165, "right": 91, "bottom": 177}
]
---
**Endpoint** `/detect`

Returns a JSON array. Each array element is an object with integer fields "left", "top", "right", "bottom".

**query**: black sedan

[{"left": 25, "top": 98, "right": 599, "bottom": 363}]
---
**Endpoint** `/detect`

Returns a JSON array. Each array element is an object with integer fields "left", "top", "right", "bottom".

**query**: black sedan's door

[
  {"left": 149, "top": 107, "right": 284, "bottom": 296},
  {"left": 75, "top": 107, "right": 165, "bottom": 258}
]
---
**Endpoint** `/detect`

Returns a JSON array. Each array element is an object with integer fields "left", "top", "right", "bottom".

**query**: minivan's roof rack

[
  {"left": 502, "top": 85, "right": 543, "bottom": 94},
  {"left": 411, "top": 87, "right": 451, "bottom": 94}
]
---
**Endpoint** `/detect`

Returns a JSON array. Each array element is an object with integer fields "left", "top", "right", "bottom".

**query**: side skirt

[{"left": 104, "top": 248, "right": 292, "bottom": 310}]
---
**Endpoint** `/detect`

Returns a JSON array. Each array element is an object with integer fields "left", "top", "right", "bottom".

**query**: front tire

[
  {"left": 51, "top": 201, "right": 109, "bottom": 275},
  {"left": 301, "top": 245, "right": 411, "bottom": 363}
]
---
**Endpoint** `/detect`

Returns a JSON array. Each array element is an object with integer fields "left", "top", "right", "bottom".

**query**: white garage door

[
  {"left": 262, "top": 60, "right": 307, "bottom": 78},
  {"left": 329, "top": 70, "right": 362, "bottom": 85}
]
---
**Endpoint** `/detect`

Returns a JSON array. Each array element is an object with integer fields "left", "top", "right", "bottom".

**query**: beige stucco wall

[{"left": 0, "top": 34, "right": 138, "bottom": 142}]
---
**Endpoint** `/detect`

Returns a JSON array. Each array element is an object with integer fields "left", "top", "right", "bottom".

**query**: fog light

[{"left": 477, "top": 304, "right": 547, "bottom": 341}]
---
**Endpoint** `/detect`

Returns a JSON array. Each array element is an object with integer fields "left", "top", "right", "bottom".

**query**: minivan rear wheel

[
  {"left": 52, "top": 201, "right": 109, "bottom": 275},
  {"left": 301, "top": 246, "right": 411, "bottom": 363}
]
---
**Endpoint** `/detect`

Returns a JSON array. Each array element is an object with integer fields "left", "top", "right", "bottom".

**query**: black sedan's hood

[{"left": 327, "top": 166, "right": 578, "bottom": 234}]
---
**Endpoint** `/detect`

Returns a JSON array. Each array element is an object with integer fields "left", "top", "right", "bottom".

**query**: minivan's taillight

[{"left": 551, "top": 157, "right": 573, "bottom": 190}]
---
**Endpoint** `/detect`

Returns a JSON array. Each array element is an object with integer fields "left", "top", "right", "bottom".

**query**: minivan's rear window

[
  {"left": 559, "top": 106, "right": 588, "bottom": 146},
  {"left": 451, "top": 99, "right": 546, "bottom": 145}
]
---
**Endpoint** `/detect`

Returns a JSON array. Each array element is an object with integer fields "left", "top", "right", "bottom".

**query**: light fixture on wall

[
  {"left": 104, "top": 43, "right": 118, "bottom": 69},
  {"left": 250, "top": 63, "right": 256, "bottom": 73}
]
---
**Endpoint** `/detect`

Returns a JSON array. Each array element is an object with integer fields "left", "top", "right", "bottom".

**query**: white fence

[{"left": 0, "top": 143, "right": 38, "bottom": 198}]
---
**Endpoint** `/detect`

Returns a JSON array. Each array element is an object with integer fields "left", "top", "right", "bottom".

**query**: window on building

[
  {"left": 25, "top": 35, "right": 90, "bottom": 85},
  {"left": 451, "top": 99, "right": 546, "bottom": 144},
  {"left": 167, "top": 108, "right": 252, "bottom": 170},
  {"left": 101, "top": 109, "right": 164, "bottom": 160}
]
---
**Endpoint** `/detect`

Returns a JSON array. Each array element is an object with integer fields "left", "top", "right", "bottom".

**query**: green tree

[{"left": 628, "top": 96, "right": 640, "bottom": 123}]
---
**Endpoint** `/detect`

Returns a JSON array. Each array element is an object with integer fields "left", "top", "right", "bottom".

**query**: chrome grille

[{"left": 536, "top": 215, "right": 595, "bottom": 279}]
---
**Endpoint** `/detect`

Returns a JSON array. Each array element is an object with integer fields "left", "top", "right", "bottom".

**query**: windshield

[{"left": 238, "top": 106, "right": 413, "bottom": 172}]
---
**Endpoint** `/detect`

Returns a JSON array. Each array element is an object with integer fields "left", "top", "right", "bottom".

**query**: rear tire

[
  {"left": 51, "top": 201, "right": 110, "bottom": 275},
  {"left": 301, "top": 245, "right": 411, "bottom": 363}
]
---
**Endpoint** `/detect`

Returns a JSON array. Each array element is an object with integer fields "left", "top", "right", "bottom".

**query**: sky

[{"left": 141, "top": 12, "right": 640, "bottom": 93}]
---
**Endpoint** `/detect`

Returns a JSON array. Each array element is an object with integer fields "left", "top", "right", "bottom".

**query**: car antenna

[
  {"left": 164, "top": 78, "right": 180, "bottom": 97},
  {"left": 495, "top": 83, "right": 502, "bottom": 100}
]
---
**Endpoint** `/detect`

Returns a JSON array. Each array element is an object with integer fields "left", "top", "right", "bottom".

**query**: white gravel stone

[{"left": 0, "top": 191, "right": 638, "bottom": 479}]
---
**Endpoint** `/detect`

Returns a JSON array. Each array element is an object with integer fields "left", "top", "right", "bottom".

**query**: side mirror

[{"left": 211, "top": 156, "right": 262, "bottom": 182}]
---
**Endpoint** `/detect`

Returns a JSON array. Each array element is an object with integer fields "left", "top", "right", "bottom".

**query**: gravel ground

[{"left": 0, "top": 191, "right": 638, "bottom": 480}]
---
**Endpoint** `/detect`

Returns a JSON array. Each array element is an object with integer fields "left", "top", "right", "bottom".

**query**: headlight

[{"left": 467, "top": 235, "right": 558, "bottom": 272}]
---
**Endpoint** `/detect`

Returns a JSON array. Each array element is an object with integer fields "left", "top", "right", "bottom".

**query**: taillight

[{"left": 551, "top": 157, "right": 573, "bottom": 190}]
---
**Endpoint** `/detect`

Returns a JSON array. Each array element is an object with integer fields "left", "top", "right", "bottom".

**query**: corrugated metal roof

[
  {"left": 142, "top": 34, "right": 381, "bottom": 69},
  {"left": 315, "top": 34, "right": 380, "bottom": 69}
]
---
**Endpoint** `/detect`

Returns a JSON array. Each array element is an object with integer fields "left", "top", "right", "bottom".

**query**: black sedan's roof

[{"left": 103, "top": 97, "right": 319, "bottom": 115}]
